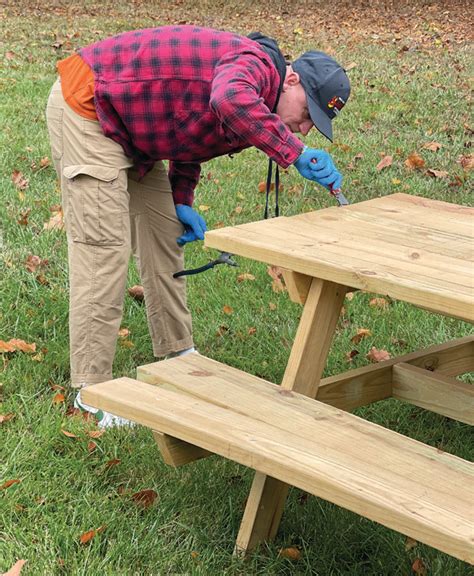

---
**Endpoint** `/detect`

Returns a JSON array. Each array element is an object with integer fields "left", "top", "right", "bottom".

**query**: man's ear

[{"left": 282, "top": 68, "right": 301, "bottom": 91}]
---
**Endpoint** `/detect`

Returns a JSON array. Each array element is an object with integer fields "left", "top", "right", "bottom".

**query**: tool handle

[{"left": 173, "top": 261, "right": 215, "bottom": 278}]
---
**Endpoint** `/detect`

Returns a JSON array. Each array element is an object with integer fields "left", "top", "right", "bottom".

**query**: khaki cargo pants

[{"left": 46, "top": 79, "right": 193, "bottom": 388}]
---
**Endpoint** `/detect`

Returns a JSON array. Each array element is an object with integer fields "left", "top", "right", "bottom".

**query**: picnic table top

[{"left": 205, "top": 193, "right": 473, "bottom": 322}]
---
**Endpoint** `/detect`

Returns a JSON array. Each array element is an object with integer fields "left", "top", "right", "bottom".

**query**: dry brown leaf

[
  {"left": 458, "top": 153, "right": 474, "bottom": 171},
  {"left": 118, "top": 328, "right": 130, "bottom": 338},
  {"left": 52, "top": 393, "right": 65, "bottom": 405},
  {"left": 405, "top": 152, "right": 425, "bottom": 169},
  {"left": 426, "top": 168, "right": 448, "bottom": 178},
  {"left": 0, "top": 340, "right": 16, "bottom": 353},
  {"left": 25, "top": 254, "right": 47, "bottom": 273},
  {"left": 1, "top": 479, "right": 21, "bottom": 490},
  {"left": 9, "top": 339, "right": 36, "bottom": 353},
  {"left": 345, "top": 349, "right": 359, "bottom": 363},
  {"left": 0, "top": 413, "right": 15, "bottom": 424},
  {"left": 40, "top": 156, "right": 51, "bottom": 168},
  {"left": 248, "top": 327, "right": 257, "bottom": 335},
  {"left": 190, "top": 551, "right": 199, "bottom": 560},
  {"left": 87, "top": 430, "right": 105, "bottom": 439},
  {"left": 411, "top": 557, "right": 427, "bottom": 575},
  {"left": 223, "top": 305, "right": 233, "bottom": 315},
  {"left": 351, "top": 328, "right": 372, "bottom": 344},
  {"left": 237, "top": 273, "right": 256, "bottom": 282},
  {"left": 366, "top": 347, "right": 391, "bottom": 362},
  {"left": 2, "top": 559, "right": 27, "bottom": 576},
  {"left": 11, "top": 170, "right": 29, "bottom": 190},
  {"left": 279, "top": 546, "right": 301, "bottom": 561},
  {"left": 128, "top": 285, "right": 144, "bottom": 301},
  {"left": 369, "top": 297, "right": 389, "bottom": 309},
  {"left": 131, "top": 489, "right": 158, "bottom": 508},
  {"left": 405, "top": 536, "right": 418, "bottom": 551},
  {"left": 233, "top": 206, "right": 243, "bottom": 215},
  {"left": 345, "top": 291, "right": 354, "bottom": 301},
  {"left": 17, "top": 209, "right": 30, "bottom": 226},
  {"left": 422, "top": 141, "right": 442, "bottom": 152},
  {"left": 44, "top": 208, "right": 64, "bottom": 231},
  {"left": 105, "top": 458, "right": 121, "bottom": 469},
  {"left": 258, "top": 181, "right": 275, "bottom": 193},
  {"left": 61, "top": 429, "right": 78, "bottom": 438},
  {"left": 87, "top": 441, "right": 97, "bottom": 453},
  {"left": 376, "top": 155, "right": 393, "bottom": 171},
  {"left": 79, "top": 527, "right": 106, "bottom": 545},
  {"left": 267, "top": 266, "right": 286, "bottom": 293}
]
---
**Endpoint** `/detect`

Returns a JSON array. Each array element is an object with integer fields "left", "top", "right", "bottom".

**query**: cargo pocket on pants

[{"left": 63, "top": 164, "right": 125, "bottom": 246}]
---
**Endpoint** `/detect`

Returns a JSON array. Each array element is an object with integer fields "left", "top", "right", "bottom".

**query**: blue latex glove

[
  {"left": 176, "top": 204, "right": 207, "bottom": 246},
  {"left": 293, "top": 147, "right": 343, "bottom": 190}
]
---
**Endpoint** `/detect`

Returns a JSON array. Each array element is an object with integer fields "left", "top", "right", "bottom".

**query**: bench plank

[{"left": 82, "top": 373, "right": 474, "bottom": 563}]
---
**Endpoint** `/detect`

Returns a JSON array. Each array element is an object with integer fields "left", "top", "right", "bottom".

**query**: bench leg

[{"left": 235, "top": 278, "right": 347, "bottom": 554}]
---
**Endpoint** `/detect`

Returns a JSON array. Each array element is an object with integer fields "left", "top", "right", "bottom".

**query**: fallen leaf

[
  {"left": 87, "top": 441, "right": 97, "bottom": 453},
  {"left": 88, "top": 430, "right": 105, "bottom": 438},
  {"left": 40, "top": 156, "right": 51, "bottom": 168},
  {"left": 351, "top": 328, "right": 372, "bottom": 344},
  {"left": 6, "top": 51, "right": 16, "bottom": 60},
  {"left": 190, "top": 551, "right": 199, "bottom": 560},
  {"left": 422, "top": 141, "right": 442, "bottom": 152},
  {"left": 11, "top": 170, "right": 29, "bottom": 190},
  {"left": 79, "top": 526, "right": 106, "bottom": 545},
  {"left": 248, "top": 327, "right": 257, "bottom": 335},
  {"left": 391, "top": 178, "right": 401, "bottom": 185},
  {"left": 1, "top": 479, "right": 21, "bottom": 490},
  {"left": 25, "top": 255, "right": 47, "bottom": 273},
  {"left": 52, "top": 393, "right": 65, "bottom": 405},
  {"left": 411, "top": 557, "right": 427, "bottom": 575},
  {"left": 267, "top": 266, "right": 286, "bottom": 293},
  {"left": 405, "top": 536, "right": 418, "bottom": 551},
  {"left": 345, "top": 61, "right": 357, "bottom": 71},
  {"left": 258, "top": 181, "right": 275, "bottom": 193},
  {"left": 43, "top": 208, "right": 64, "bottom": 231},
  {"left": 118, "top": 328, "right": 130, "bottom": 338},
  {"left": 17, "top": 209, "right": 30, "bottom": 226},
  {"left": 2, "top": 559, "right": 27, "bottom": 576},
  {"left": 458, "top": 153, "right": 473, "bottom": 171},
  {"left": 366, "top": 347, "right": 391, "bottom": 362},
  {"left": 345, "top": 349, "right": 359, "bottom": 362},
  {"left": 279, "top": 546, "right": 301, "bottom": 561},
  {"left": 345, "top": 291, "right": 354, "bottom": 301},
  {"left": 234, "top": 205, "right": 243, "bottom": 215},
  {"left": 0, "top": 340, "right": 16, "bottom": 353},
  {"left": 131, "top": 489, "right": 158, "bottom": 508},
  {"left": 9, "top": 339, "right": 36, "bottom": 353},
  {"left": 128, "top": 285, "right": 144, "bottom": 301},
  {"left": 61, "top": 429, "right": 78, "bottom": 438},
  {"left": 269, "top": 302, "right": 277, "bottom": 310},
  {"left": 369, "top": 297, "right": 389, "bottom": 309},
  {"left": 237, "top": 273, "right": 256, "bottom": 282},
  {"left": 0, "top": 413, "right": 15, "bottom": 424},
  {"left": 376, "top": 155, "right": 393, "bottom": 171},
  {"left": 105, "top": 458, "right": 121, "bottom": 469},
  {"left": 405, "top": 152, "right": 425, "bottom": 169},
  {"left": 198, "top": 204, "right": 210, "bottom": 212},
  {"left": 223, "top": 305, "right": 233, "bottom": 315},
  {"left": 426, "top": 168, "right": 448, "bottom": 178}
]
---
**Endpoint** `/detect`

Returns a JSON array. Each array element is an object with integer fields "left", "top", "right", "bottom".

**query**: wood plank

[
  {"left": 82, "top": 377, "right": 474, "bottom": 563},
  {"left": 281, "top": 270, "right": 312, "bottom": 304},
  {"left": 392, "top": 363, "right": 474, "bottom": 425},
  {"left": 152, "top": 431, "right": 212, "bottom": 467},
  {"left": 317, "top": 336, "right": 474, "bottom": 411}
]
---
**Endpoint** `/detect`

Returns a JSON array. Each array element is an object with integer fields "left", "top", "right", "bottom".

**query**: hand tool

[
  {"left": 173, "top": 251, "right": 238, "bottom": 278},
  {"left": 329, "top": 184, "right": 350, "bottom": 206}
]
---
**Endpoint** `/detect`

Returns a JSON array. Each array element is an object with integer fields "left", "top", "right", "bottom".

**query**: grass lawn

[{"left": 1, "top": 1, "right": 472, "bottom": 574}]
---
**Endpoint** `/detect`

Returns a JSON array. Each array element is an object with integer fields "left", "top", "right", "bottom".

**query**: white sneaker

[
  {"left": 164, "top": 347, "right": 197, "bottom": 360},
  {"left": 74, "top": 390, "right": 134, "bottom": 429}
]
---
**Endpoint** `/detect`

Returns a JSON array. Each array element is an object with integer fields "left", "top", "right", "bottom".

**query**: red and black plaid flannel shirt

[{"left": 80, "top": 25, "right": 303, "bottom": 205}]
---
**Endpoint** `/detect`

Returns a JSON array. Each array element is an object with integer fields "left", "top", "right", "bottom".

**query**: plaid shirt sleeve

[
  {"left": 210, "top": 51, "right": 304, "bottom": 168},
  {"left": 168, "top": 161, "right": 201, "bottom": 206}
]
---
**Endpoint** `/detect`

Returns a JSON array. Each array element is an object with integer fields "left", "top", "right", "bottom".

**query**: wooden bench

[{"left": 82, "top": 352, "right": 474, "bottom": 564}]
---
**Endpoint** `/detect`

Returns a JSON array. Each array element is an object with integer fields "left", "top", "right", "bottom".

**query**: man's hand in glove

[
  {"left": 176, "top": 204, "right": 207, "bottom": 246},
  {"left": 294, "top": 147, "right": 342, "bottom": 190}
]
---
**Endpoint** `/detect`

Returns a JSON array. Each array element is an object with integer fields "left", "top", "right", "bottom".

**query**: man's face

[{"left": 276, "top": 71, "right": 313, "bottom": 136}]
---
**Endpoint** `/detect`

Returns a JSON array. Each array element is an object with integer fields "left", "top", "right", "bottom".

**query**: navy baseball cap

[{"left": 292, "top": 51, "right": 350, "bottom": 141}]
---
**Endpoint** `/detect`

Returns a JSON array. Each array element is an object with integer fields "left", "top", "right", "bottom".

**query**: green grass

[{"left": 1, "top": 2, "right": 473, "bottom": 575}]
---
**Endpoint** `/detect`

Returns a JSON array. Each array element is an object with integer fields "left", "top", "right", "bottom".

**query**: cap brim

[{"left": 307, "top": 96, "right": 333, "bottom": 142}]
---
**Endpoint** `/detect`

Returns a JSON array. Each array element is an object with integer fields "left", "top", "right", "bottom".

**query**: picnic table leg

[{"left": 235, "top": 277, "right": 348, "bottom": 554}]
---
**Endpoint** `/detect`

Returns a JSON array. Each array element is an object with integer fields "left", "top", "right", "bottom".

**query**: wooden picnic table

[
  {"left": 204, "top": 192, "right": 474, "bottom": 557},
  {"left": 83, "top": 193, "right": 473, "bottom": 563}
]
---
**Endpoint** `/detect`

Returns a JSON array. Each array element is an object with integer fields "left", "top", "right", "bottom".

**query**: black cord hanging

[{"left": 264, "top": 159, "right": 280, "bottom": 219}]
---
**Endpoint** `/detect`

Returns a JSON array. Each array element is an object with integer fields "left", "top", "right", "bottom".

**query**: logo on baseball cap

[{"left": 292, "top": 51, "right": 350, "bottom": 141}]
